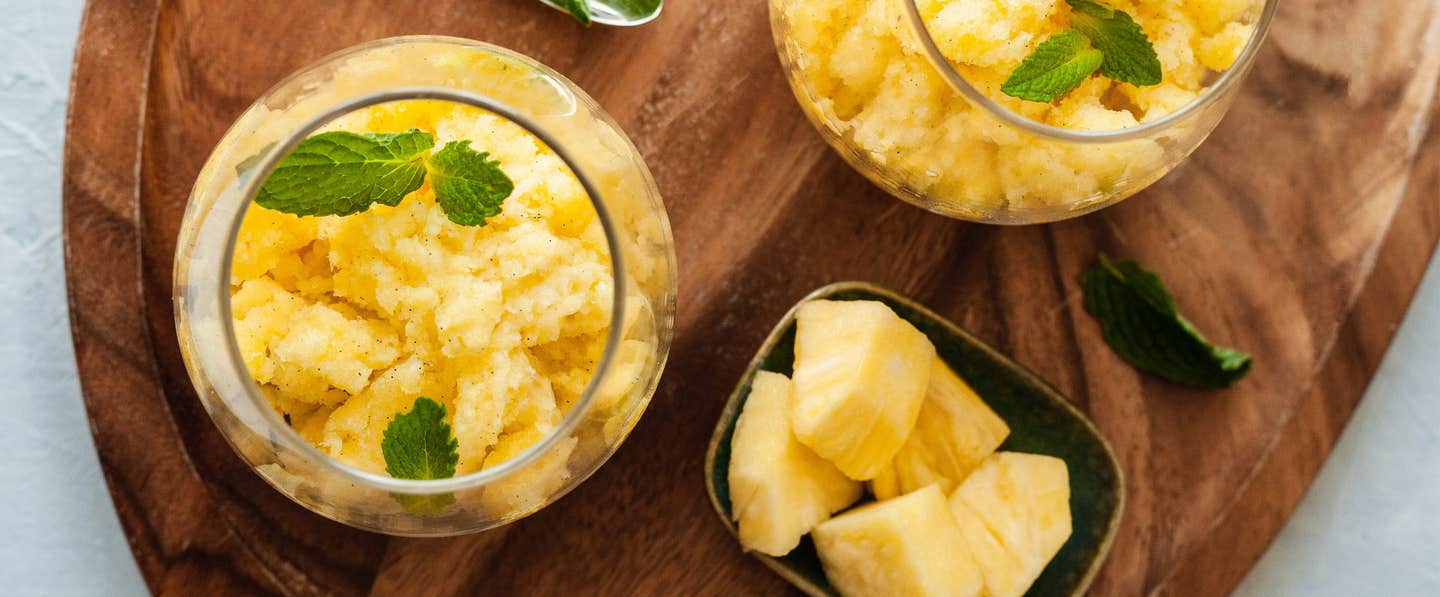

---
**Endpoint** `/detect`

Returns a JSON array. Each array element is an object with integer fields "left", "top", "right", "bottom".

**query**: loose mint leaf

[
  {"left": 428, "top": 140, "right": 514, "bottom": 226},
  {"left": 381, "top": 397, "right": 459, "bottom": 480},
  {"left": 1066, "top": 0, "right": 1162, "bottom": 86},
  {"left": 256, "top": 129, "right": 433, "bottom": 217},
  {"left": 553, "top": 0, "right": 592, "bottom": 25},
  {"left": 1081, "top": 254, "right": 1252, "bottom": 388},
  {"left": 1002, "top": 30, "right": 1104, "bottom": 102}
]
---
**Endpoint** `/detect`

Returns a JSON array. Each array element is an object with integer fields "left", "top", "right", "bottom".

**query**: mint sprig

[
  {"left": 381, "top": 397, "right": 460, "bottom": 480},
  {"left": 1067, "top": 0, "right": 1162, "bottom": 86},
  {"left": 1000, "top": 0, "right": 1162, "bottom": 102},
  {"left": 429, "top": 141, "right": 515, "bottom": 227},
  {"left": 256, "top": 129, "right": 514, "bottom": 226},
  {"left": 255, "top": 129, "right": 433, "bottom": 217},
  {"left": 1000, "top": 30, "right": 1104, "bottom": 102},
  {"left": 1082, "top": 254, "right": 1252, "bottom": 388}
]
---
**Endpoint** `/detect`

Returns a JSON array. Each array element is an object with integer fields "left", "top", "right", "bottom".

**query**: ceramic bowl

[{"left": 704, "top": 281, "right": 1125, "bottom": 596}]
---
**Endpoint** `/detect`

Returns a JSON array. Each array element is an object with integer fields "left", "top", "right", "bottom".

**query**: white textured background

[
  {"left": 0, "top": 0, "right": 147, "bottom": 595},
  {"left": 1, "top": 0, "right": 1436, "bottom": 594}
]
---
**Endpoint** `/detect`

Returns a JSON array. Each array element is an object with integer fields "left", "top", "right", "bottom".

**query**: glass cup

[
  {"left": 173, "top": 36, "right": 677, "bottom": 535},
  {"left": 769, "top": 0, "right": 1279, "bottom": 224}
]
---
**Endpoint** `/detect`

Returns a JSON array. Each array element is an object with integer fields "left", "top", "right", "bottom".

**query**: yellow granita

[
  {"left": 774, "top": 0, "right": 1262, "bottom": 212},
  {"left": 231, "top": 99, "right": 623, "bottom": 477}
]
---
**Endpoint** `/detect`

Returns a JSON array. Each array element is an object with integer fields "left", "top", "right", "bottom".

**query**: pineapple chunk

[
  {"left": 949, "top": 453, "right": 1072, "bottom": 597},
  {"left": 872, "top": 356, "right": 1010, "bottom": 499},
  {"left": 729, "top": 371, "right": 862, "bottom": 556},
  {"left": 950, "top": 499, "right": 1034, "bottom": 597},
  {"left": 813, "top": 485, "right": 983, "bottom": 597},
  {"left": 792, "top": 300, "right": 936, "bottom": 480}
]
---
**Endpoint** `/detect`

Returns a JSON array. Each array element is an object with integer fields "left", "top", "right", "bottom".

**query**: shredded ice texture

[
  {"left": 232, "top": 100, "right": 628, "bottom": 477},
  {"left": 776, "top": 0, "right": 1258, "bottom": 213}
]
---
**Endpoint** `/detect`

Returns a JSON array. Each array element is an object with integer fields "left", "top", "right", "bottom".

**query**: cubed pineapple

[
  {"left": 949, "top": 453, "right": 1072, "bottom": 597},
  {"left": 871, "top": 357, "right": 1010, "bottom": 499},
  {"left": 729, "top": 371, "right": 862, "bottom": 556},
  {"left": 813, "top": 484, "right": 983, "bottom": 597},
  {"left": 950, "top": 498, "right": 1034, "bottom": 597},
  {"left": 791, "top": 300, "right": 936, "bottom": 480}
]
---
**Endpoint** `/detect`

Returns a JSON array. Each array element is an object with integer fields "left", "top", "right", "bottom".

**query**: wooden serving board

[{"left": 62, "top": 0, "right": 1440, "bottom": 595}]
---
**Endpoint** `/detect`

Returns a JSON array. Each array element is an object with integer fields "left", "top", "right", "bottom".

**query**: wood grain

[{"left": 61, "top": 0, "right": 1440, "bottom": 595}]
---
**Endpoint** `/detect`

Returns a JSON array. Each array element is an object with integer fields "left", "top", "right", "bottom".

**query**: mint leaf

[
  {"left": 553, "top": 0, "right": 592, "bottom": 25},
  {"left": 1066, "top": 0, "right": 1162, "bottom": 86},
  {"left": 381, "top": 397, "right": 459, "bottom": 480},
  {"left": 1082, "top": 254, "right": 1252, "bottom": 388},
  {"left": 428, "top": 140, "right": 514, "bottom": 226},
  {"left": 256, "top": 129, "right": 433, "bottom": 217},
  {"left": 253, "top": 128, "right": 512, "bottom": 227},
  {"left": 1002, "top": 30, "right": 1103, "bottom": 102}
]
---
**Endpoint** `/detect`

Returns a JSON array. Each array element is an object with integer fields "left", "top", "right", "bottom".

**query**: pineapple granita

[
  {"left": 775, "top": 0, "right": 1260, "bottom": 212},
  {"left": 231, "top": 99, "right": 623, "bottom": 477}
]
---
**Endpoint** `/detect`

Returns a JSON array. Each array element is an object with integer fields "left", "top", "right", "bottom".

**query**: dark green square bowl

[{"left": 704, "top": 282, "right": 1125, "bottom": 596}]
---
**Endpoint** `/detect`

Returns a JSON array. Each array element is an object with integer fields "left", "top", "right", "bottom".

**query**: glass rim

[
  {"left": 219, "top": 85, "right": 627, "bottom": 495},
  {"left": 899, "top": 0, "right": 1281, "bottom": 143}
]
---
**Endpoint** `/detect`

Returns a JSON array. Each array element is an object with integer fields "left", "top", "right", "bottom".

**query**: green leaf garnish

[
  {"left": 1000, "top": 30, "right": 1104, "bottom": 102},
  {"left": 381, "top": 397, "right": 460, "bottom": 480},
  {"left": 428, "top": 140, "right": 515, "bottom": 227},
  {"left": 256, "top": 129, "right": 433, "bottom": 217},
  {"left": 255, "top": 127, "right": 514, "bottom": 226},
  {"left": 1065, "top": 0, "right": 1162, "bottom": 86},
  {"left": 1001, "top": 0, "right": 1161, "bottom": 102},
  {"left": 1081, "top": 254, "right": 1252, "bottom": 388},
  {"left": 553, "top": 0, "right": 592, "bottom": 26}
]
